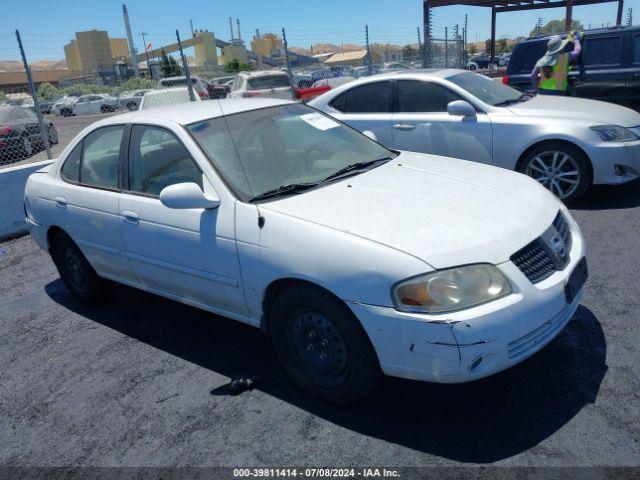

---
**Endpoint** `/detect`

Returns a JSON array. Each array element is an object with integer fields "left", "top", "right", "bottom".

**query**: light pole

[{"left": 139, "top": 32, "right": 150, "bottom": 77}]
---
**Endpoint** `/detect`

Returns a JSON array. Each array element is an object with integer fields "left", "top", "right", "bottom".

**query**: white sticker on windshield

[{"left": 300, "top": 112, "right": 340, "bottom": 131}]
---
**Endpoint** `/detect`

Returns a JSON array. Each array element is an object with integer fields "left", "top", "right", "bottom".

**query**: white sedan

[
  {"left": 309, "top": 69, "right": 640, "bottom": 202},
  {"left": 25, "top": 99, "right": 587, "bottom": 403}
]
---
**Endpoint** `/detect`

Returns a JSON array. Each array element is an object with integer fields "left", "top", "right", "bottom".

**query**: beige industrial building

[
  {"left": 324, "top": 49, "right": 383, "bottom": 67},
  {"left": 219, "top": 44, "right": 248, "bottom": 66},
  {"left": 64, "top": 30, "right": 131, "bottom": 73},
  {"left": 250, "top": 33, "right": 282, "bottom": 58}
]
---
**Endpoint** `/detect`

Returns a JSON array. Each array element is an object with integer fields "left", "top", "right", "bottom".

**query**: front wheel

[
  {"left": 50, "top": 232, "right": 102, "bottom": 304},
  {"left": 520, "top": 142, "right": 591, "bottom": 202},
  {"left": 269, "top": 285, "right": 381, "bottom": 404}
]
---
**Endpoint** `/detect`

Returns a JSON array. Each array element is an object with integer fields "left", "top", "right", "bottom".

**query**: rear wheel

[
  {"left": 520, "top": 142, "right": 591, "bottom": 203},
  {"left": 48, "top": 125, "right": 58, "bottom": 145},
  {"left": 20, "top": 134, "right": 33, "bottom": 158},
  {"left": 50, "top": 232, "right": 102, "bottom": 304},
  {"left": 269, "top": 284, "right": 381, "bottom": 404}
]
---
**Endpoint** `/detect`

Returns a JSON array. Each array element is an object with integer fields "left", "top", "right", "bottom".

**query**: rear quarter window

[{"left": 248, "top": 75, "right": 290, "bottom": 90}]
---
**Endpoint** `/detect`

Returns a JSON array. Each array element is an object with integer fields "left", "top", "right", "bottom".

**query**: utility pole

[
  {"left": 445, "top": 26, "right": 448, "bottom": 68},
  {"left": 139, "top": 32, "right": 150, "bottom": 76},
  {"left": 417, "top": 26, "right": 422, "bottom": 64},
  {"left": 365, "top": 24, "right": 372, "bottom": 75},
  {"left": 536, "top": 17, "right": 543, "bottom": 37},
  {"left": 16, "top": 29, "right": 51, "bottom": 159},
  {"left": 282, "top": 28, "right": 295, "bottom": 99},
  {"left": 122, "top": 4, "right": 140, "bottom": 77},
  {"left": 176, "top": 30, "right": 195, "bottom": 102},
  {"left": 464, "top": 14, "right": 468, "bottom": 64},
  {"left": 627, "top": 8, "right": 633, "bottom": 25}
]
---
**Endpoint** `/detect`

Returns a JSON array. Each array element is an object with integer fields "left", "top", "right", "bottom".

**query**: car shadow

[
  {"left": 571, "top": 178, "right": 640, "bottom": 210},
  {"left": 45, "top": 279, "right": 607, "bottom": 463}
]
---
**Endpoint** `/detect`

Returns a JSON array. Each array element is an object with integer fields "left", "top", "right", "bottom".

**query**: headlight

[
  {"left": 392, "top": 264, "right": 512, "bottom": 314},
  {"left": 590, "top": 125, "right": 639, "bottom": 142}
]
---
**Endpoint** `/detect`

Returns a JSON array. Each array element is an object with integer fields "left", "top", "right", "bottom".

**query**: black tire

[
  {"left": 61, "top": 108, "right": 72, "bottom": 117},
  {"left": 100, "top": 105, "right": 108, "bottom": 113},
  {"left": 50, "top": 232, "right": 102, "bottom": 304},
  {"left": 269, "top": 284, "right": 381, "bottom": 404},
  {"left": 126, "top": 102, "right": 137, "bottom": 111},
  {"left": 519, "top": 141, "right": 592, "bottom": 203}
]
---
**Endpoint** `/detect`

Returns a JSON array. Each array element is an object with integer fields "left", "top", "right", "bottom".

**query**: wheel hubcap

[
  {"left": 64, "top": 247, "right": 86, "bottom": 287},
  {"left": 526, "top": 151, "right": 580, "bottom": 199},
  {"left": 289, "top": 311, "right": 349, "bottom": 387}
]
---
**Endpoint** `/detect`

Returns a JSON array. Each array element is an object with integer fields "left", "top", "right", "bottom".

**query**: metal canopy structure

[{"left": 423, "top": 0, "right": 624, "bottom": 61}]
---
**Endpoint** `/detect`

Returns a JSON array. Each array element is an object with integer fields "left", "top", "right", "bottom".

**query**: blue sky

[{"left": 1, "top": 0, "right": 638, "bottom": 61}]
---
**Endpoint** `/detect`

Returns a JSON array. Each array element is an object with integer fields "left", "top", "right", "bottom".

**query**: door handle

[
  {"left": 54, "top": 196, "right": 67, "bottom": 208},
  {"left": 122, "top": 210, "right": 139, "bottom": 224},
  {"left": 393, "top": 123, "right": 416, "bottom": 131}
]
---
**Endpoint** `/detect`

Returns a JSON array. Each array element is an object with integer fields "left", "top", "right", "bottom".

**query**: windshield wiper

[
  {"left": 494, "top": 92, "right": 529, "bottom": 107},
  {"left": 249, "top": 182, "right": 320, "bottom": 202},
  {"left": 322, "top": 156, "right": 393, "bottom": 182}
]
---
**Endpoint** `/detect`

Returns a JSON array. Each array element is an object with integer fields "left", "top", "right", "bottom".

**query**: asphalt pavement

[{"left": 1, "top": 180, "right": 639, "bottom": 470}]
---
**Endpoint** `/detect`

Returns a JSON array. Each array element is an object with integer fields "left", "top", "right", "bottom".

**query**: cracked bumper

[{"left": 348, "top": 210, "right": 586, "bottom": 384}]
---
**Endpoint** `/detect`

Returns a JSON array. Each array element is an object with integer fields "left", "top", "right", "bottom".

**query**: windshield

[
  {"left": 448, "top": 71, "right": 523, "bottom": 106},
  {"left": 187, "top": 104, "right": 393, "bottom": 202}
]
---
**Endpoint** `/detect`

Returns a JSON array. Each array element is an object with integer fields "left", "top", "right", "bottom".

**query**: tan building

[
  {"left": 193, "top": 31, "right": 218, "bottom": 66},
  {"left": 251, "top": 33, "right": 282, "bottom": 58},
  {"left": 64, "top": 30, "right": 130, "bottom": 73},
  {"left": 220, "top": 44, "right": 248, "bottom": 66},
  {"left": 324, "top": 49, "right": 382, "bottom": 67},
  {"left": 371, "top": 44, "right": 404, "bottom": 63}
]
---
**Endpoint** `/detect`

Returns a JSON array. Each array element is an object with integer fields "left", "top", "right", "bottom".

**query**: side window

[
  {"left": 397, "top": 80, "right": 462, "bottom": 113},
  {"left": 584, "top": 36, "right": 621, "bottom": 66},
  {"left": 633, "top": 35, "right": 640, "bottom": 64},
  {"left": 128, "top": 125, "right": 203, "bottom": 197},
  {"left": 343, "top": 82, "right": 391, "bottom": 113},
  {"left": 60, "top": 142, "right": 82, "bottom": 183},
  {"left": 80, "top": 126, "right": 124, "bottom": 189},
  {"left": 329, "top": 93, "right": 347, "bottom": 112},
  {"left": 509, "top": 41, "right": 547, "bottom": 74}
]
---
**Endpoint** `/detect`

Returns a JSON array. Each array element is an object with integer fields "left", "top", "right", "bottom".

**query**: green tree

[
  {"left": 402, "top": 44, "right": 417, "bottom": 60},
  {"left": 0, "top": 89, "right": 6, "bottom": 102},
  {"left": 529, "top": 19, "right": 584, "bottom": 38},
  {"left": 37, "top": 82, "right": 59, "bottom": 99},
  {"left": 119, "top": 77, "right": 155, "bottom": 91},
  {"left": 496, "top": 38, "right": 508, "bottom": 54},
  {"left": 160, "top": 50, "right": 182, "bottom": 77},
  {"left": 468, "top": 43, "right": 478, "bottom": 55},
  {"left": 224, "top": 58, "right": 240, "bottom": 73}
]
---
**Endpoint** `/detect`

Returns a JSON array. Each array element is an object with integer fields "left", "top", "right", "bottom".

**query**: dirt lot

[{"left": 1, "top": 180, "right": 639, "bottom": 472}]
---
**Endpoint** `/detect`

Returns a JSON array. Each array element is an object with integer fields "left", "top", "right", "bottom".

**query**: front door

[
  {"left": 390, "top": 79, "right": 493, "bottom": 164},
  {"left": 118, "top": 124, "right": 247, "bottom": 315},
  {"left": 325, "top": 80, "right": 394, "bottom": 147}
]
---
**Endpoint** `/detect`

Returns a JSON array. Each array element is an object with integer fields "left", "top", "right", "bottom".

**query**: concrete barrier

[{"left": 0, "top": 160, "right": 55, "bottom": 241}]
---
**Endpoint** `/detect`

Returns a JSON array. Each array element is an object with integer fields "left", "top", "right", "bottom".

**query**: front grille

[
  {"left": 553, "top": 211, "right": 573, "bottom": 252},
  {"left": 511, "top": 211, "right": 573, "bottom": 284}
]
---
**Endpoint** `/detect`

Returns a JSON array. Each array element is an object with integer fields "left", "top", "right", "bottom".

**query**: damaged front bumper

[{"left": 347, "top": 211, "right": 586, "bottom": 384}]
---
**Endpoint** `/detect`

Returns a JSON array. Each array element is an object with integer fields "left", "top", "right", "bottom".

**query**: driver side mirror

[
  {"left": 363, "top": 130, "right": 378, "bottom": 142},
  {"left": 447, "top": 100, "right": 476, "bottom": 119},
  {"left": 160, "top": 182, "right": 220, "bottom": 210}
]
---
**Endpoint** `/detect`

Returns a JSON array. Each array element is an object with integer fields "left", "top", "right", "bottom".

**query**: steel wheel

[
  {"left": 287, "top": 310, "right": 349, "bottom": 388},
  {"left": 64, "top": 246, "right": 88, "bottom": 289},
  {"left": 525, "top": 150, "right": 580, "bottom": 200}
]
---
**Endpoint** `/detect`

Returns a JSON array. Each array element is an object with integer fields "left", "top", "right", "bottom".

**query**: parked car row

[{"left": 0, "top": 105, "right": 58, "bottom": 162}]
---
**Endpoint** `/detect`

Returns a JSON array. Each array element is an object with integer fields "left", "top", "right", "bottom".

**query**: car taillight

[
  {"left": 0, "top": 125, "right": 12, "bottom": 136},
  {"left": 197, "top": 90, "right": 208, "bottom": 99},
  {"left": 502, "top": 75, "right": 509, "bottom": 85}
]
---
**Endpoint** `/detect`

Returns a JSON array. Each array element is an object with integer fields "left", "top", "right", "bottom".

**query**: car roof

[
  {"left": 239, "top": 69, "right": 288, "bottom": 77},
  {"left": 333, "top": 68, "right": 465, "bottom": 82},
  {"left": 520, "top": 24, "right": 640, "bottom": 44},
  {"left": 92, "top": 98, "right": 295, "bottom": 126}
]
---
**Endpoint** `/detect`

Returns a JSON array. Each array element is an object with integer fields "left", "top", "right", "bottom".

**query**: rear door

[
  {"left": 325, "top": 80, "right": 394, "bottom": 147},
  {"left": 73, "top": 96, "right": 91, "bottom": 115},
  {"left": 390, "top": 79, "right": 493, "bottom": 163},
  {"left": 574, "top": 33, "right": 627, "bottom": 104}
]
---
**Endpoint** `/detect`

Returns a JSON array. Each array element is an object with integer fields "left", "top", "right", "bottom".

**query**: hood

[
  {"left": 262, "top": 152, "right": 559, "bottom": 269},
  {"left": 506, "top": 95, "right": 640, "bottom": 127}
]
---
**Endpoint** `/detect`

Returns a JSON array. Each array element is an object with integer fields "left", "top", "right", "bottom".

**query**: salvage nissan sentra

[{"left": 24, "top": 99, "right": 588, "bottom": 403}]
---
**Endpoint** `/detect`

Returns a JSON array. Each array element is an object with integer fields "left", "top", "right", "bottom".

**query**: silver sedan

[{"left": 309, "top": 69, "right": 640, "bottom": 201}]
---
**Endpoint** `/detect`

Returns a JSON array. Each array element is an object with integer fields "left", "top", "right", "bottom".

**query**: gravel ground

[{"left": 0, "top": 182, "right": 639, "bottom": 470}]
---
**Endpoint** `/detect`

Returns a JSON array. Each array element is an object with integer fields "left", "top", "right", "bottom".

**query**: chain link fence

[{"left": 1, "top": 24, "right": 473, "bottom": 168}]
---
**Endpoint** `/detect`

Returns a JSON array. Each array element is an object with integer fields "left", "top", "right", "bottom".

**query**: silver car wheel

[{"left": 525, "top": 150, "right": 580, "bottom": 200}]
